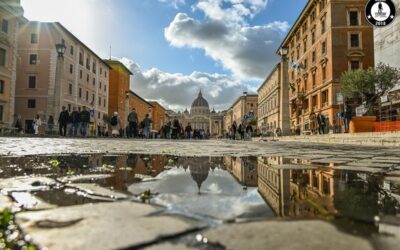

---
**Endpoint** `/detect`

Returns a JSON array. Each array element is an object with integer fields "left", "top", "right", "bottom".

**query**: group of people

[
  {"left": 309, "top": 111, "right": 327, "bottom": 135},
  {"left": 160, "top": 120, "right": 209, "bottom": 139},
  {"left": 228, "top": 121, "right": 254, "bottom": 140},
  {"left": 58, "top": 106, "right": 91, "bottom": 137}
]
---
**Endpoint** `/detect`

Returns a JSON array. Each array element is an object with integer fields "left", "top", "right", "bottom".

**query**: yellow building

[
  {"left": 225, "top": 93, "right": 258, "bottom": 129},
  {"left": 0, "top": 0, "right": 26, "bottom": 127},
  {"left": 149, "top": 101, "right": 167, "bottom": 132}
]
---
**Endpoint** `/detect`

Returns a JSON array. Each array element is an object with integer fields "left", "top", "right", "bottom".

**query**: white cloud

[
  {"left": 118, "top": 58, "right": 251, "bottom": 111},
  {"left": 165, "top": 13, "right": 287, "bottom": 80},
  {"left": 159, "top": 0, "right": 186, "bottom": 9}
]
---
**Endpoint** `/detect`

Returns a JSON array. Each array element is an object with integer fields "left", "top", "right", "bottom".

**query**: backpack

[{"left": 110, "top": 116, "right": 118, "bottom": 126}]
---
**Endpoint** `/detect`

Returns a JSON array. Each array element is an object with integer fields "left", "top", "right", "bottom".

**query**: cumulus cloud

[
  {"left": 118, "top": 58, "right": 251, "bottom": 111},
  {"left": 165, "top": 13, "right": 288, "bottom": 80},
  {"left": 159, "top": 0, "right": 185, "bottom": 9}
]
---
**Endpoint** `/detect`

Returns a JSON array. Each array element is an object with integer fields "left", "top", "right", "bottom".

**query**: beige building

[
  {"left": 257, "top": 63, "right": 281, "bottom": 133},
  {"left": 0, "top": 0, "right": 26, "bottom": 126},
  {"left": 277, "top": 0, "right": 374, "bottom": 134},
  {"left": 15, "top": 22, "right": 110, "bottom": 133},
  {"left": 225, "top": 93, "right": 258, "bottom": 129}
]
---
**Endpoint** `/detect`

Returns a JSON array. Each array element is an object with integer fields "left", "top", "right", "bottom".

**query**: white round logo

[{"left": 366, "top": 0, "right": 396, "bottom": 27}]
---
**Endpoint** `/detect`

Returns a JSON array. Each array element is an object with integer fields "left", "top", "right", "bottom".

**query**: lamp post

[
  {"left": 48, "top": 40, "right": 66, "bottom": 126},
  {"left": 278, "top": 46, "right": 290, "bottom": 135}
]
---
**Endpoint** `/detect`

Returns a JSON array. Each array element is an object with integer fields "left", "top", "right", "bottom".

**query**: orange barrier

[{"left": 373, "top": 121, "right": 400, "bottom": 132}]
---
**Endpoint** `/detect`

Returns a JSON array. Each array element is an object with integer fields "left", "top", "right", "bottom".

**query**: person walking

[
  {"left": 246, "top": 123, "right": 253, "bottom": 140},
  {"left": 309, "top": 110, "right": 317, "bottom": 134},
  {"left": 14, "top": 115, "right": 23, "bottom": 134},
  {"left": 127, "top": 108, "right": 138, "bottom": 138},
  {"left": 142, "top": 114, "right": 152, "bottom": 139},
  {"left": 70, "top": 107, "right": 80, "bottom": 137},
  {"left": 172, "top": 118, "right": 179, "bottom": 139},
  {"left": 164, "top": 121, "right": 171, "bottom": 139},
  {"left": 110, "top": 112, "right": 121, "bottom": 138},
  {"left": 58, "top": 106, "right": 69, "bottom": 137},
  {"left": 238, "top": 122, "right": 245, "bottom": 140},
  {"left": 185, "top": 123, "right": 192, "bottom": 139},
  {"left": 33, "top": 114, "right": 42, "bottom": 135},
  {"left": 342, "top": 102, "right": 353, "bottom": 133},
  {"left": 231, "top": 121, "right": 237, "bottom": 140},
  {"left": 47, "top": 115, "right": 54, "bottom": 134},
  {"left": 79, "top": 106, "right": 90, "bottom": 137}
]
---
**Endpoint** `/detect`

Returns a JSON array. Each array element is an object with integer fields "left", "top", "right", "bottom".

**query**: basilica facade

[{"left": 169, "top": 91, "right": 225, "bottom": 137}]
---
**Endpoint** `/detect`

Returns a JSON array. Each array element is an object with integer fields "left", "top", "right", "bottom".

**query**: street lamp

[
  {"left": 56, "top": 40, "right": 66, "bottom": 58},
  {"left": 279, "top": 47, "right": 289, "bottom": 58}
]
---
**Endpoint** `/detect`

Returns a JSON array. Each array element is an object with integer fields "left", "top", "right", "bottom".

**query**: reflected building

[{"left": 231, "top": 157, "right": 258, "bottom": 186}]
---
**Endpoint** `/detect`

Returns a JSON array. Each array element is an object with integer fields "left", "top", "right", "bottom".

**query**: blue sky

[{"left": 21, "top": 0, "right": 307, "bottom": 111}]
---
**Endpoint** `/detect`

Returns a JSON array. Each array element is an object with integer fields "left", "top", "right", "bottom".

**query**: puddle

[{"left": 0, "top": 153, "right": 399, "bottom": 238}]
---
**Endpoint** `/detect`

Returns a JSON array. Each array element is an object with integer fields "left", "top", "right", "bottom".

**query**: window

[
  {"left": 80, "top": 70, "right": 83, "bottom": 79},
  {"left": 93, "top": 78, "right": 95, "bottom": 86},
  {"left": 27, "top": 99, "right": 36, "bottom": 108},
  {"left": 321, "top": 41, "right": 326, "bottom": 55},
  {"left": 98, "top": 97, "right": 101, "bottom": 105},
  {"left": 304, "top": 59, "right": 308, "bottom": 70},
  {"left": 311, "top": 31, "right": 315, "bottom": 44},
  {"left": 79, "top": 52, "right": 83, "bottom": 65},
  {"left": 296, "top": 47, "right": 300, "bottom": 60},
  {"left": 350, "top": 60, "right": 360, "bottom": 70},
  {"left": 98, "top": 113, "right": 101, "bottom": 119},
  {"left": 105, "top": 71, "right": 107, "bottom": 78},
  {"left": 312, "top": 95, "right": 317, "bottom": 109},
  {"left": 303, "top": 39, "right": 307, "bottom": 53},
  {"left": 104, "top": 85, "right": 106, "bottom": 92},
  {"left": 92, "top": 93, "right": 95, "bottom": 103},
  {"left": 86, "top": 57, "right": 90, "bottom": 70},
  {"left": 321, "top": 90, "right": 328, "bottom": 107},
  {"left": 349, "top": 11, "right": 359, "bottom": 26},
  {"left": 322, "top": 66, "right": 326, "bottom": 80},
  {"left": 350, "top": 34, "right": 359, "bottom": 47},
  {"left": 0, "top": 80, "right": 4, "bottom": 93},
  {"left": 1, "top": 19, "right": 8, "bottom": 33},
  {"left": 291, "top": 70, "right": 295, "bottom": 81},
  {"left": 310, "top": 11, "right": 316, "bottom": 23},
  {"left": 99, "top": 82, "right": 102, "bottom": 89},
  {"left": 100, "top": 67, "right": 102, "bottom": 74},
  {"left": 103, "top": 99, "right": 106, "bottom": 107},
  {"left": 0, "top": 105, "right": 3, "bottom": 121},
  {"left": 92, "top": 62, "right": 96, "bottom": 73},
  {"left": 0, "top": 48, "right": 6, "bottom": 66},
  {"left": 87, "top": 74, "right": 89, "bottom": 82},
  {"left": 69, "top": 83, "right": 73, "bottom": 95},
  {"left": 70, "top": 46, "right": 74, "bottom": 55},
  {"left": 321, "top": 19, "right": 326, "bottom": 34},
  {"left": 79, "top": 88, "right": 82, "bottom": 98},
  {"left": 31, "top": 33, "right": 38, "bottom": 44},
  {"left": 28, "top": 76, "right": 36, "bottom": 88},
  {"left": 70, "top": 64, "right": 73, "bottom": 74},
  {"left": 86, "top": 91, "right": 88, "bottom": 101},
  {"left": 312, "top": 73, "right": 316, "bottom": 88},
  {"left": 29, "top": 54, "right": 37, "bottom": 65},
  {"left": 312, "top": 50, "right": 316, "bottom": 62}
]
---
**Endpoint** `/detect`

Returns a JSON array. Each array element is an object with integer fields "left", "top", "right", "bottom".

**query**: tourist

[
  {"left": 342, "top": 102, "right": 353, "bottom": 133},
  {"left": 79, "top": 106, "right": 90, "bottom": 137},
  {"left": 309, "top": 110, "right": 317, "bottom": 134},
  {"left": 70, "top": 107, "right": 80, "bottom": 137},
  {"left": 47, "top": 115, "right": 54, "bottom": 134},
  {"left": 14, "top": 115, "right": 23, "bottom": 134},
  {"left": 127, "top": 108, "right": 138, "bottom": 138},
  {"left": 246, "top": 123, "right": 253, "bottom": 139},
  {"left": 185, "top": 123, "right": 192, "bottom": 139},
  {"left": 163, "top": 121, "right": 171, "bottom": 139},
  {"left": 142, "top": 114, "right": 152, "bottom": 139},
  {"left": 110, "top": 112, "right": 121, "bottom": 138},
  {"left": 58, "top": 106, "right": 69, "bottom": 137},
  {"left": 172, "top": 118, "right": 180, "bottom": 139},
  {"left": 238, "top": 122, "right": 245, "bottom": 140},
  {"left": 231, "top": 121, "right": 237, "bottom": 140},
  {"left": 33, "top": 114, "right": 42, "bottom": 135}
]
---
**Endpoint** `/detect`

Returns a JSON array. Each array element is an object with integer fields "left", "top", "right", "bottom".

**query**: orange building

[
  {"left": 149, "top": 101, "right": 167, "bottom": 131},
  {"left": 104, "top": 60, "right": 133, "bottom": 128},
  {"left": 126, "top": 90, "right": 152, "bottom": 126},
  {"left": 277, "top": 0, "right": 374, "bottom": 134}
]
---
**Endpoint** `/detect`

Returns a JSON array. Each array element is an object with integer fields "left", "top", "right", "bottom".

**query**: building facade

[
  {"left": 149, "top": 101, "right": 167, "bottom": 132},
  {"left": 0, "top": 0, "right": 26, "bottom": 126},
  {"left": 230, "top": 93, "right": 258, "bottom": 127},
  {"left": 257, "top": 63, "right": 281, "bottom": 133},
  {"left": 126, "top": 90, "right": 152, "bottom": 128},
  {"left": 374, "top": 0, "right": 400, "bottom": 119},
  {"left": 278, "top": 0, "right": 374, "bottom": 134},
  {"left": 104, "top": 60, "right": 133, "bottom": 129},
  {"left": 15, "top": 22, "right": 110, "bottom": 133}
]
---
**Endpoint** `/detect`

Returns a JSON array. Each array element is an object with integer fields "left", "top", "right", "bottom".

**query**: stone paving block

[
  {"left": 16, "top": 201, "right": 203, "bottom": 250},
  {"left": 203, "top": 220, "right": 374, "bottom": 250},
  {"left": 11, "top": 192, "right": 56, "bottom": 210},
  {"left": 57, "top": 174, "right": 113, "bottom": 183},
  {"left": 66, "top": 183, "right": 128, "bottom": 200},
  {"left": 144, "top": 243, "right": 197, "bottom": 250},
  {"left": 0, "top": 194, "right": 13, "bottom": 210},
  {"left": 0, "top": 176, "right": 56, "bottom": 193}
]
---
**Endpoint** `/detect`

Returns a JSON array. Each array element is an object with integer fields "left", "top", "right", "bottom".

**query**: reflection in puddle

[{"left": 0, "top": 153, "right": 399, "bottom": 236}]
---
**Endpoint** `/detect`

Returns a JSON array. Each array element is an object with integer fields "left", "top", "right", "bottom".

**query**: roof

[
  {"left": 191, "top": 90, "right": 209, "bottom": 108},
  {"left": 257, "top": 63, "right": 281, "bottom": 92},
  {"left": 230, "top": 94, "right": 258, "bottom": 110},
  {"left": 276, "top": 0, "right": 315, "bottom": 53},
  {"left": 50, "top": 22, "right": 111, "bottom": 69},
  {"left": 127, "top": 90, "right": 153, "bottom": 107},
  {"left": 104, "top": 60, "right": 133, "bottom": 75},
  {"left": 149, "top": 101, "right": 167, "bottom": 111}
]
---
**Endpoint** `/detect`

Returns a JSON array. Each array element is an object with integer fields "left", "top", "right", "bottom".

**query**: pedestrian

[
  {"left": 317, "top": 113, "right": 323, "bottom": 135},
  {"left": 58, "top": 106, "right": 69, "bottom": 137},
  {"left": 70, "top": 107, "right": 80, "bottom": 137},
  {"left": 246, "top": 123, "right": 253, "bottom": 139},
  {"left": 309, "top": 110, "right": 317, "bottom": 134},
  {"left": 110, "top": 112, "right": 121, "bottom": 138},
  {"left": 238, "top": 122, "right": 245, "bottom": 140},
  {"left": 231, "top": 121, "right": 237, "bottom": 140},
  {"left": 185, "top": 123, "right": 192, "bottom": 139},
  {"left": 33, "top": 114, "right": 42, "bottom": 135},
  {"left": 47, "top": 115, "right": 54, "bottom": 134},
  {"left": 172, "top": 118, "right": 179, "bottom": 139},
  {"left": 14, "top": 115, "right": 23, "bottom": 134},
  {"left": 164, "top": 121, "right": 171, "bottom": 139},
  {"left": 342, "top": 102, "right": 353, "bottom": 133},
  {"left": 79, "top": 106, "right": 90, "bottom": 137},
  {"left": 142, "top": 114, "right": 152, "bottom": 139},
  {"left": 127, "top": 108, "right": 138, "bottom": 138}
]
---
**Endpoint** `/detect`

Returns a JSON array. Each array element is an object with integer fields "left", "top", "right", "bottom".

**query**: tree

[{"left": 340, "top": 63, "right": 400, "bottom": 115}]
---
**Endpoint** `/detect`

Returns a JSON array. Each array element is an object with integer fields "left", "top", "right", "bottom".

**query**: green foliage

[
  {"left": 340, "top": 63, "right": 400, "bottom": 114},
  {"left": 50, "top": 159, "right": 60, "bottom": 168},
  {"left": 0, "top": 209, "right": 13, "bottom": 227}
]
